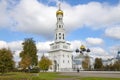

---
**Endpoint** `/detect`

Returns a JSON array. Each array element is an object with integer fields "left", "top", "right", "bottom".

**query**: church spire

[
  {"left": 55, "top": 3, "right": 65, "bottom": 42},
  {"left": 58, "top": 3, "right": 61, "bottom": 10}
]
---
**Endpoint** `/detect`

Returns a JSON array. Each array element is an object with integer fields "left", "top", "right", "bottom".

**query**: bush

[{"left": 30, "top": 67, "right": 40, "bottom": 73}]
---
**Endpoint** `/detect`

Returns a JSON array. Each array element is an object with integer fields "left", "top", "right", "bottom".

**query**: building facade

[
  {"left": 73, "top": 53, "right": 94, "bottom": 71},
  {"left": 103, "top": 51, "right": 120, "bottom": 66},
  {"left": 48, "top": 5, "right": 73, "bottom": 72}
]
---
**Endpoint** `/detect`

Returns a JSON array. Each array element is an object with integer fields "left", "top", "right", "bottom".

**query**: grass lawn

[
  {"left": 0, "top": 72, "right": 74, "bottom": 80},
  {"left": 0, "top": 72, "right": 120, "bottom": 80}
]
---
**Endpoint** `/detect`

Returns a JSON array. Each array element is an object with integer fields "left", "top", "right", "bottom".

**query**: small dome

[
  {"left": 80, "top": 45, "right": 86, "bottom": 51},
  {"left": 56, "top": 9, "right": 63, "bottom": 16}
]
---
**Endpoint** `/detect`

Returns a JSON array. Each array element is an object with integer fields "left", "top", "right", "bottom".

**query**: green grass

[
  {"left": 38, "top": 72, "right": 74, "bottom": 80},
  {"left": 0, "top": 72, "right": 36, "bottom": 80},
  {"left": 0, "top": 72, "right": 120, "bottom": 80},
  {"left": 0, "top": 72, "right": 74, "bottom": 80}
]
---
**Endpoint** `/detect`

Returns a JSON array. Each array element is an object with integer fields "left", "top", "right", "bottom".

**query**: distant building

[
  {"left": 73, "top": 53, "right": 94, "bottom": 71},
  {"left": 103, "top": 51, "right": 120, "bottom": 66},
  {"left": 102, "top": 58, "right": 117, "bottom": 66},
  {"left": 116, "top": 51, "right": 120, "bottom": 60}
]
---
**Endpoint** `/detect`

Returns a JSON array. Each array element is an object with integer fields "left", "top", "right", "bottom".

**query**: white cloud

[
  {"left": 86, "top": 37, "right": 104, "bottom": 46},
  {"left": 36, "top": 41, "right": 52, "bottom": 53},
  {"left": 0, "top": 41, "right": 8, "bottom": 49},
  {"left": 0, "top": 40, "right": 22, "bottom": 51},
  {"left": 8, "top": 41, "right": 23, "bottom": 51},
  {"left": 105, "top": 26, "right": 120, "bottom": 40},
  {"left": 69, "top": 40, "right": 90, "bottom": 50},
  {"left": 13, "top": 50, "right": 21, "bottom": 62},
  {"left": 90, "top": 47, "right": 108, "bottom": 56},
  {"left": 109, "top": 45, "right": 120, "bottom": 56},
  {"left": 90, "top": 47, "right": 113, "bottom": 59},
  {"left": 0, "top": 0, "right": 12, "bottom": 28},
  {"left": 63, "top": 2, "right": 120, "bottom": 30},
  {"left": 10, "top": 0, "right": 56, "bottom": 39},
  {"left": 70, "top": 40, "right": 82, "bottom": 50},
  {"left": 0, "top": 0, "right": 120, "bottom": 39}
]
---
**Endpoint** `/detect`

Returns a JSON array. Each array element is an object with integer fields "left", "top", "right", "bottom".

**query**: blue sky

[{"left": 0, "top": 0, "right": 120, "bottom": 61}]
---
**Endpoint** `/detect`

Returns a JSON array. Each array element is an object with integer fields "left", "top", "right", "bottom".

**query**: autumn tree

[
  {"left": 0, "top": 48, "right": 15, "bottom": 74},
  {"left": 94, "top": 58, "right": 103, "bottom": 70},
  {"left": 19, "top": 56, "right": 31, "bottom": 70},
  {"left": 39, "top": 55, "right": 52, "bottom": 72},
  {"left": 19, "top": 38, "right": 38, "bottom": 70},
  {"left": 82, "top": 55, "right": 90, "bottom": 70},
  {"left": 113, "top": 60, "right": 120, "bottom": 71}
]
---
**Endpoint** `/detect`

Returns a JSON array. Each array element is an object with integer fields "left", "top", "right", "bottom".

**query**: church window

[
  {"left": 59, "top": 37, "right": 61, "bottom": 39},
  {"left": 59, "top": 18, "right": 62, "bottom": 20},
  {"left": 68, "top": 60, "right": 69, "bottom": 63},
  {"left": 63, "top": 55, "right": 64, "bottom": 57},
  {"left": 59, "top": 25, "right": 61, "bottom": 28},
  {"left": 59, "top": 33, "right": 61, "bottom": 35},
  {"left": 56, "top": 34, "right": 57, "bottom": 40},
  {"left": 63, "top": 60, "right": 64, "bottom": 63}
]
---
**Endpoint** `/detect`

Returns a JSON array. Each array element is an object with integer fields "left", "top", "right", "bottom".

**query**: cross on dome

[{"left": 58, "top": 3, "right": 61, "bottom": 10}]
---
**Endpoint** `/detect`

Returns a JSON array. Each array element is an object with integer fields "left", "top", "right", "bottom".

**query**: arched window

[
  {"left": 59, "top": 25, "right": 61, "bottom": 28},
  {"left": 59, "top": 33, "right": 61, "bottom": 35},
  {"left": 56, "top": 34, "right": 57, "bottom": 40},
  {"left": 63, "top": 34, "right": 64, "bottom": 39},
  {"left": 59, "top": 37, "right": 61, "bottom": 39}
]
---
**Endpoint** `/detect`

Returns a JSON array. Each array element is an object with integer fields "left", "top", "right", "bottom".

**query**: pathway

[{"left": 55, "top": 78, "right": 79, "bottom": 80}]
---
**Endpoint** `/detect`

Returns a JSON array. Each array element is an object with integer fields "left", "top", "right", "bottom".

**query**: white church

[
  {"left": 48, "top": 4, "right": 95, "bottom": 72},
  {"left": 48, "top": 5, "right": 73, "bottom": 72}
]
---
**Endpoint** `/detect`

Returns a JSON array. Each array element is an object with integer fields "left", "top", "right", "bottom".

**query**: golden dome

[
  {"left": 56, "top": 9, "right": 63, "bottom": 16},
  {"left": 80, "top": 45, "right": 85, "bottom": 50}
]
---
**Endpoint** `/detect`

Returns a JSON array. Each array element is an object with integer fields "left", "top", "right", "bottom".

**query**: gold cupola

[
  {"left": 56, "top": 9, "right": 63, "bottom": 16},
  {"left": 56, "top": 3, "right": 63, "bottom": 16}
]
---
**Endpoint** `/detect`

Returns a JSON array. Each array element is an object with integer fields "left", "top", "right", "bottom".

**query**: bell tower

[
  {"left": 55, "top": 3, "right": 65, "bottom": 42},
  {"left": 49, "top": 3, "right": 73, "bottom": 72}
]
